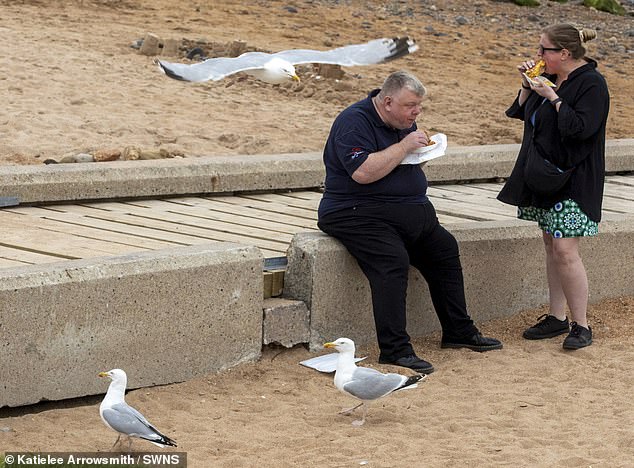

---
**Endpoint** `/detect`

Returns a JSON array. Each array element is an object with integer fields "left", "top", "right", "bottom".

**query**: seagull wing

[
  {"left": 274, "top": 37, "right": 418, "bottom": 66},
  {"left": 342, "top": 367, "right": 410, "bottom": 401},
  {"left": 157, "top": 52, "right": 274, "bottom": 82},
  {"left": 102, "top": 403, "right": 176, "bottom": 446}
]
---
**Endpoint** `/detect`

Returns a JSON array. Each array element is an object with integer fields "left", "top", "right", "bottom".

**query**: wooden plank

[
  {"left": 126, "top": 199, "right": 319, "bottom": 235},
  {"left": 436, "top": 184, "right": 503, "bottom": 201},
  {"left": 0, "top": 224, "right": 125, "bottom": 259},
  {"left": 465, "top": 183, "right": 505, "bottom": 193},
  {"left": 606, "top": 176, "right": 634, "bottom": 187},
  {"left": 427, "top": 185, "right": 473, "bottom": 196},
  {"left": 240, "top": 193, "right": 319, "bottom": 210},
  {"left": 4, "top": 207, "right": 283, "bottom": 259},
  {"left": 78, "top": 201, "right": 296, "bottom": 246},
  {"left": 6, "top": 206, "right": 197, "bottom": 246},
  {"left": 436, "top": 213, "right": 483, "bottom": 224},
  {"left": 168, "top": 197, "right": 318, "bottom": 229},
  {"left": 206, "top": 195, "right": 318, "bottom": 220},
  {"left": 602, "top": 197, "right": 634, "bottom": 214},
  {"left": 431, "top": 198, "right": 514, "bottom": 221},
  {"left": 273, "top": 191, "right": 323, "bottom": 201},
  {"left": 0, "top": 244, "right": 69, "bottom": 264},
  {"left": 603, "top": 183, "right": 634, "bottom": 199},
  {"left": 431, "top": 196, "right": 516, "bottom": 218},
  {"left": 0, "top": 258, "right": 28, "bottom": 268},
  {"left": 429, "top": 190, "right": 518, "bottom": 217},
  {"left": 55, "top": 204, "right": 289, "bottom": 253},
  {"left": 0, "top": 209, "right": 176, "bottom": 250}
]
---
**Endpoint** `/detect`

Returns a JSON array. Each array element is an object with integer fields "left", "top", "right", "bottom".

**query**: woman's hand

[
  {"left": 518, "top": 60, "right": 534, "bottom": 88},
  {"left": 529, "top": 80, "right": 558, "bottom": 101}
]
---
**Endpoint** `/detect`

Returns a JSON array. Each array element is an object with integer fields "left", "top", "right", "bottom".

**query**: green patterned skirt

[{"left": 518, "top": 199, "right": 599, "bottom": 238}]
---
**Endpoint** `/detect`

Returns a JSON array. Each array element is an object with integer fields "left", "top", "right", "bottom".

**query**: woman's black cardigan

[{"left": 497, "top": 59, "right": 610, "bottom": 222}]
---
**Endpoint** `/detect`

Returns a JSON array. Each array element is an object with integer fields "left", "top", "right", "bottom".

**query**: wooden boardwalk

[{"left": 1, "top": 176, "right": 633, "bottom": 269}]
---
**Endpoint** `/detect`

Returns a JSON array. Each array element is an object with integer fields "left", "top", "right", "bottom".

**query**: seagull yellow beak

[
  {"left": 292, "top": 74, "right": 300, "bottom": 82},
  {"left": 98, "top": 372, "right": 109, "bottom": 378},
  {"left": 323, "top": 342, "right": 336, "bottom": 348}
]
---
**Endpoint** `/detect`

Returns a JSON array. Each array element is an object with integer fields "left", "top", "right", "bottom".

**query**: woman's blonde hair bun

[{"left": 579, "top": 28, "right": 597, "bottom": 43}]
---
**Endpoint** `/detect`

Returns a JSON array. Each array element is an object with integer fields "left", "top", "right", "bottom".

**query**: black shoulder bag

[{"left": 523, "top": 144, "right": 574, "bottom": 196}]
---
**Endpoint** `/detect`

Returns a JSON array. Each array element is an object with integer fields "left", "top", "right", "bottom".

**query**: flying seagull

[
  {"left": 98, "top": 369, "right": 177, "bottom": 450},
  {"left": 156, "top": 36, "right": 418, "bottom": 84},
  {"left": 324, "top": 338, "right": 425, "bottom": 426}
]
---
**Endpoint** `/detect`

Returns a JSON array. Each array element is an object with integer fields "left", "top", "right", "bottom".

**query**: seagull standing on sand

[
  {"left": 156, "top": 36, "right": 418, "bottom": 84},
  {"left": 323, "top": 338, "right": 425, "bottom": 426},
  {"left": 98, "top": 369, "right": 177, "bottom": 450}
]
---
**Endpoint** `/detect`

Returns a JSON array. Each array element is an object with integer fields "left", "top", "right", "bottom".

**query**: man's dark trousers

[{"left": 318, "top": 201, "right": 478, "bottom": 360}]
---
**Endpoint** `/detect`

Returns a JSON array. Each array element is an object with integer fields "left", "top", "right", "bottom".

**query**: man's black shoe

[
  {"left": 562, "top": 322, "right": 592, "bottom": 350},
  {"left": 441, "top": 333, "right": 503, "bottom": 352},
  {"left": 523, "top": 314, "right": 569, "bottom": 340},
  {"left": 378, "top": 354, "right": 434, "bottom": 374}
]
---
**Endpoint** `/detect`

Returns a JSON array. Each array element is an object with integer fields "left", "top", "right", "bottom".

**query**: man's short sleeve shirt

[{"left": 319, "top": 89, "right": 429, "bottom": 217}]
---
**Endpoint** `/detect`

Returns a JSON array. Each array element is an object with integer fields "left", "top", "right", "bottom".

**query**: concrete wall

[
  {"left": 284, "top": 216, "right": 634, "bottom": 350},
  {"left": 0, "top": 244, "right": 263, "bottom": 408},
  {"left": 1, "top": 140, "right": 632, "bottom": 407},
  {"left": 1, "top": 139, "right": 632, "bottom": 204}
]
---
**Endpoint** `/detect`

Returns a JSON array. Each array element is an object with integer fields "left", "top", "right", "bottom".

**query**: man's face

[{"left": 383, "top": 88, "right": 423, "bottom": 129}]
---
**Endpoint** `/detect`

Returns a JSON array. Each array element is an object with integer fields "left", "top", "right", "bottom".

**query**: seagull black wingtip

[
  {"left": 156, "top": 60, "right": 188, "bottom": 81},
  {"left": 402, "top": 374, "right": 424, "bottom": 388},
  {"left": 384, "top": 36, "right": 419, "bottom": 62}
]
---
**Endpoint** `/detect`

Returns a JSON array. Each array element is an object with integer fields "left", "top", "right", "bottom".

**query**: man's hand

[{"left": 400, "top": 130, "right": 430, "bottom": 154}]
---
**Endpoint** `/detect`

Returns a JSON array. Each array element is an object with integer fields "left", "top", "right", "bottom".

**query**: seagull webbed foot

[{"left": 338, "top": 402, "right": 363, "bottom": 415}]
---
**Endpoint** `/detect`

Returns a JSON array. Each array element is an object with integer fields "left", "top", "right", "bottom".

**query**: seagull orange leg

[{"left": 352, "top": 403, "right": 368, "bottom": 427}]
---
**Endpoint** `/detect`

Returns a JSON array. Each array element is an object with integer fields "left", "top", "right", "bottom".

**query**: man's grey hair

[{"left": 377, "top": 71, "right": 426, "bottom": 99}]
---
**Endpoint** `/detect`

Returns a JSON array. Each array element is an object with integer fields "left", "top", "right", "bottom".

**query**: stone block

[
  {"left": 0, "top": 243, "right": 263, "bottom": 408},
  {"left": 139, "top": 32, "right": 161, "bottom": 56},
  {"left": 285, "top": 217, "right": 634, "bottom": 350},
  {"left": 262, "top": 298, "right": 310, "bottom": 347},
  {"left": 161, "top": 38, "right": 180, "bottom": 57}
]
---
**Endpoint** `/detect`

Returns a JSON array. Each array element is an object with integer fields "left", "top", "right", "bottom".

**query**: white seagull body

[
  {"left": 98, "top": 369, "right": 177, "bottom": 449},
  {"left": 324, "top": 338, "right": 425, "bottom": 426},
  {"left": 156, "top": 36, "right": 418, "bottom": 84}
]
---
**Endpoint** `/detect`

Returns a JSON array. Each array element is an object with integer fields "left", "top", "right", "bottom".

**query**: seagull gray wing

[
  {"left": 342, "top": 367, "right": 408, "bottom": 401},
  {"left": 274, "top": 37, "right": 418, "bottom": 66},
  {"left": 157, "top": 52, "right": 274, "bottom": 82},
  {"left": 102, "top": 403, "right": 167, "bottom": 442}
]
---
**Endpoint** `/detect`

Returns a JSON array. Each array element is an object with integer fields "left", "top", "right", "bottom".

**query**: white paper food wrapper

[
  {"left": 299, "top": 353, "right": 366, "bottom": 373},
  {"left": 400, "top": 132, "right": 447, "bottom": 165},
  {"left": 522, "top": 73, "right": 556, "bottom": 88}
]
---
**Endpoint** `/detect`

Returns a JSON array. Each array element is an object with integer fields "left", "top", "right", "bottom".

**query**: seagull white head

[
  {"left": 98, "top": 368, "right": 127, "bottom": 383},
  {"left": 260, "top": 57, "right": 300, "bottom": 84},
  {"left": 324, "top": 337, "right": 355, "bottom": 354},
  {"left": 98, "top": 369, "right": 129, "bottom": 394}
]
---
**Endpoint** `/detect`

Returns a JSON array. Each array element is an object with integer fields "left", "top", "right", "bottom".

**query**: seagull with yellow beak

[
  {"left": 324, "top": 337, "right": 425, "bottom": 426},
  {"left": 98, "top": 369, "right": 177, "bottom": 450}
]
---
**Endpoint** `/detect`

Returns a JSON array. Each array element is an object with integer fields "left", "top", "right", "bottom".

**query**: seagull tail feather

[
  {"left": 144, "top": 433, "right": 178, "bottom": 448},
  {"left": 398, "top": 374, "right": 425, "bottom": 391},
  {"left": 384, "top": 36, "right": 419, "bottom": 62}
]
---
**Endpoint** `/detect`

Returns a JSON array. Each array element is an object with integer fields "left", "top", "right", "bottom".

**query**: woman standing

[{"left": 498, "top": 23, "right": 610, "bottom": 350}]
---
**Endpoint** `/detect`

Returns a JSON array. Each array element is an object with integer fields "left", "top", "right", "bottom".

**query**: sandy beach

[
  {"left": 1, "top": 1, "right": 634, "bottom": 467},
  {"left": 1, "top": 297, "right": 633, "bottom": 467},
  {"left": 1, "top": 0, "right": 633, "bottom": 165}
]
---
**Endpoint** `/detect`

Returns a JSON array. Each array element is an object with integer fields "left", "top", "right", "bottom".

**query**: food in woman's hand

[{"left": 526, "top": 60, "right": 545, "bottom": 78}]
